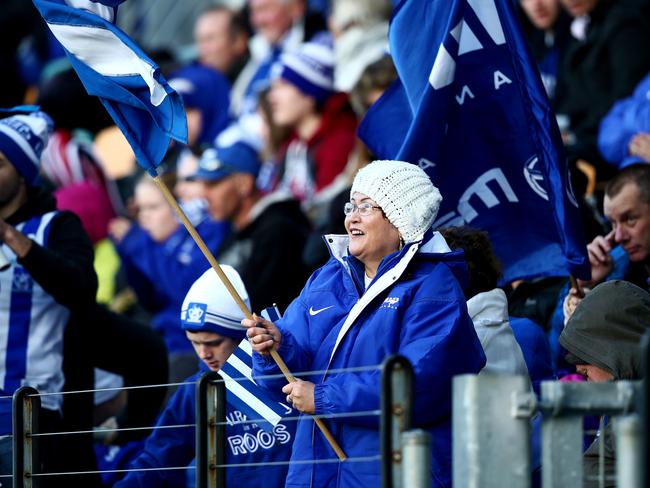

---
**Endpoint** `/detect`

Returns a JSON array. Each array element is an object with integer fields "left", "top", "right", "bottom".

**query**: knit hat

[
  {"left": 560, "top": 280, "right": 650, "bottom": 380},
  {"left": 350, "top": 160, "right": 442, "bottom": 244},
  {"left": 273, "top": 40, "right": 335, "bottom": 102},
  {"left": 181, "top": 265, "right": 249, "bottom": 340},
  {"left": 192, "top": 140, "right": 261, "bottom": 182},
  {"left": 0, "top": 111, "right": 53, "bottom": 186}
]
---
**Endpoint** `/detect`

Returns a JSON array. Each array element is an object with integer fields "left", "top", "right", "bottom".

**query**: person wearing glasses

[{"left": 244, "top": 160, "right": 486, "bottom": 488}]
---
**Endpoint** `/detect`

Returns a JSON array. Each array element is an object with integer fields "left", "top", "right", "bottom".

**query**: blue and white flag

[
  {"left": 31, "top": 0, "right": 187, "bottom": 174},
  {"left": 359, "top": 0, "right": 590, "bottom": 282},
  {"left": 221, "top": 339, "right": 292, "bottom": 432},
  {"left": 219, "top": 305, "right": 290, "bottom": 431}
]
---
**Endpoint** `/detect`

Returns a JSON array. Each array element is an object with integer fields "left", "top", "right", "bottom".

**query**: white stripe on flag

[
  {"left": 65, "top": 0, "right": 114, "bottom": 22},
  {"left": 239, "top": 339, "right": 253, "bottom": 356},
  {"left": 47, "top": 23, "right": 167, "bottom": 106},
  {"left": 226, "top": 352, "right": 254, "bottom": 382},
  {"left": 220, "top": 369, "right": 282, "bottom": 426}
]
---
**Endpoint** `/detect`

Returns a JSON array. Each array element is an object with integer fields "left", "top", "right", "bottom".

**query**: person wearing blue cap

[
  {"left": 116, "top": 265, "right": 295, "bottom": 488},
  {"left": 193, "top": 139, "right": 311, "bottom": 313},
  {"left": 0, "top": 110, "right": 98, "bottom": 479}
]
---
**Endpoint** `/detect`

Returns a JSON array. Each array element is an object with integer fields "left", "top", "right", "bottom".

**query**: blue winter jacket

[
  {"left": 115, "top": 364, "right": 295, "bottom": 487},
  {"left": 253, "top": 232, "right": 486, "bottom": 488},
  {"left": 598, "top": 72, "right": 650, "bottom": 168},
  {"left": 114, "top": 218, "right": 229, "bottom": 353}
]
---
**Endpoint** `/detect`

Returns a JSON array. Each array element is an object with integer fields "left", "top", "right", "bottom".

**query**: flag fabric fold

[
  {"left": 359, "top": 0, "right": 590, "bottom": 283},
  {"left": 32, "top": 0, "right": 187, "bottom": 174}
]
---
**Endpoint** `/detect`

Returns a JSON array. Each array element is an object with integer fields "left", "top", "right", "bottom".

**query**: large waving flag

[
  {"left": 359, "top": 0, "right": 590, "bottom": 282},
  {"left": 31, "top": 0, "right": 187, "bottom": 173}
]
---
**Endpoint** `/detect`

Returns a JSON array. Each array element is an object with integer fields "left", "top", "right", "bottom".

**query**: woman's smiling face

[{"left": 345, "top": 192, "right": 401, "bottom": 276}]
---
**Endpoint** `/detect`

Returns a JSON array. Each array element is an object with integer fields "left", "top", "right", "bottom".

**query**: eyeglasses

[{"left": 343, "top": 202, "right": 382, "bottom": 216}]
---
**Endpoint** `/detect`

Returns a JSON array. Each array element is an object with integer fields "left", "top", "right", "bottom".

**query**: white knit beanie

[{"left": 350, "top": 160, "right": 442, "bottom": 244}]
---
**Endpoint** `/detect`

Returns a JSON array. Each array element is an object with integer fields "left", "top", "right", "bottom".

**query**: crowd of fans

[{"left": 1, "top": 0, "right": 650, "bottom": 487}]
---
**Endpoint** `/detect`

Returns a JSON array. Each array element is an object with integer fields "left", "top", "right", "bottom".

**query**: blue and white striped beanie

[
  {"left": 0, "top": 111, "right": 53, "bottom": 186},
  {"left": 273, "top": 40, "right": 335, "bottom": 102},
  {"left": 181, "top": 265, "right": 249, "bottom": 340}
]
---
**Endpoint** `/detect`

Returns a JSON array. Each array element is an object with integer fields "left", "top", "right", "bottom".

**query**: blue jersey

[{"left": 0, "top": 212, "right": 71, "bottom": 434}]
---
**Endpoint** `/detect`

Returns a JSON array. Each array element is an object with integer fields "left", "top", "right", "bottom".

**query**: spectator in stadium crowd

[
  {"left": 109, "top": 175, "right": 230, "bottom": 384},
  {"left": 194, "top": 5, "right": 250, "bottom": 87},
  {"left": 245, "top": 160, "right": 486, "bottom": 487},
  {"left": 268, "top": 40, "right": 357, "bottom": 209},
  {"left": 0, "top": 110, "right": 97, "bottom": 481},
  {"left": 559, "top": 280, "right": 650, "bottom": 487},
  {"left": 518, "top": 0, "right": 571, "bottom": 104},
  {"left": 192, "top": 138, "right": 311, "bottom": 313},
  {"left": 555, "top": 0, "right": 650, "bottom": 179},
  {"left": 598, "top": 71, "right": 650, "bottom": 168},
  {"left": 168, "top": 63, "right": 232, "bottom": 150},
  {"left": 116, "top": 265, "right": 295, "bottom": 487},
  {"left": 236, "top": 0, "right": 328, "bottom": 116},
  {"left": 328, "top": 0, "right": 392, "bottom": 92}
]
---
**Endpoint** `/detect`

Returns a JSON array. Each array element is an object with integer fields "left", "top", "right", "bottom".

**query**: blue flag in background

[
  {"left": 359, "top": 0, "right": 590, "bottom": 283},
  {"left": 31, "top": 0, "right": 187, "bottom": 174}
]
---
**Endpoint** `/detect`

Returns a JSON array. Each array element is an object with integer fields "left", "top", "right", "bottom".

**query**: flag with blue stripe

[
  {"left": 31, "top": 0, "right": 187, "bottom": 174},
  {"left": 221, "top": 339, "right": 292, "bottom": 432},
  {"left": 219, "top": 305, "right": 290, "bottom": 431},
  {"left": 359, "top": 0, "right": 590, "bottom": 283}
]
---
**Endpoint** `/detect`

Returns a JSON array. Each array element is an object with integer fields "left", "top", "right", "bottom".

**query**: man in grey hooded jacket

[{"left": 559, "top": 280, "right": 650, "bottom": 487}]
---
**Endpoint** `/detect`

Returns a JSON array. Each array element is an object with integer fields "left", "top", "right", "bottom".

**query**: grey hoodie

[
  {"left": 559, "top": 280, "right": 650, "bottom": 487},
  {"left": 559, "top": 280, "right": 650, "bottom": 380}
]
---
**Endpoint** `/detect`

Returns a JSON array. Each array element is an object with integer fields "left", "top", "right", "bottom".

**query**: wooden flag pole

[{"left": 153, "top": 175, "right": 347, "bottom": 460}]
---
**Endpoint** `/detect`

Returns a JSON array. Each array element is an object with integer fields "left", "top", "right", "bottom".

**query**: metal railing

[{"left": 10, "top": 356, "right": 432, "bottom": 488}]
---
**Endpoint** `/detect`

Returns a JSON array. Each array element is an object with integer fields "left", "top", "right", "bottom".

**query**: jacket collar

[{"left": 466, "top": 288, "right": 509, "bottom": 328}]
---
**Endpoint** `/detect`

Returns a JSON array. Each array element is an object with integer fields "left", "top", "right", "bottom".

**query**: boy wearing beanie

[
  {"left": 0, "top": 110, "right": 98, "bottom": 478},
  {"left": 269, "top": 40, "right": 357, "bottom": 206},
  {"left": 117, "top": 266, "right": 295, "bottom": 488}
]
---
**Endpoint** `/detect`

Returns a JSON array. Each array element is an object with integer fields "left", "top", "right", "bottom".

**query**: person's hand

[
  {"left": 282, "top": 379, "right": 315, "bottom": 414},
  {"left": 108, "top": 217, "right": 132, "bottom": 243},
  {"left": 628, "top": 132, "right": 650, "bottom": 163},
  {"left": 586, "top": 231, "right": 615, "bottom": 285},
  {"left": 243, "top": 314, "right": 281, "bottom": 355},
  {"left": 563, "top": 287, "right": 589, "bottom": 325},
  {"left": 0, "top": 218, "right": 32, "bottom": 258}
]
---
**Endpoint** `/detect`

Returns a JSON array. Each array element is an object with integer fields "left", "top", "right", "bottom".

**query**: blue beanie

[
  {"left": 273, "top": 41, "right": 335, "bottom": 102},
  {"left": 181, "top": 265, "right": 249, "bottom": 340},
  {"left": 0, "top": 111, "right": 53, "bottom": 186}
]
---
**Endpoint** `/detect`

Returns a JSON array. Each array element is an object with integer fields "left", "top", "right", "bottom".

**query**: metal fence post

[
  {"left": 642, "top": 330, "right": 649, "bottom": 488},
  {"left": 615, "top": 415, "right": 641, "bottom": 487},
  {"left": 401, "top": 429, "right": 431, "bottom": 488},
  {"left": 381, "top": 355, "right": 414, "bottom": 488},
  {"left": 453, "top": 374, "right": 532, "bottom": 488},
  {"left": 12, "top": 386, "right": 40, "bottom": 488},
  {"left": 196, "top": 372, "right": 226, "bottom": 488}
]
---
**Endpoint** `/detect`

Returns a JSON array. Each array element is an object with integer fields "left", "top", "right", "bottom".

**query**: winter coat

[
  {"left": 509, "top": 316, "right": 554, "bottom": 395},
  {"left": 115, "top": 364, "right": 296, "bottom": 488},
  {"left": 598, "top": 72, "right": 650, "bottom": 168},
  {"left": 115, "top": 218, "right": 229, "bottom": 353},
  {"left": 253, "top": 231, "right": 486, "bottom": 487}
]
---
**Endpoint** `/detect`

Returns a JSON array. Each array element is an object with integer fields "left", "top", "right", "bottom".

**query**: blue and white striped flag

[
  {"left": 31, "top": 0, "right": 187, "bottom": 174},
  {"left": 220, "top": 306, "right": 291, "bottom": 431}
]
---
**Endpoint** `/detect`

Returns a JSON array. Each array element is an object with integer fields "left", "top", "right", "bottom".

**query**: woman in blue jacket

[{"left": 245, "top": 160, "right": 486, "bottom": 488}]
